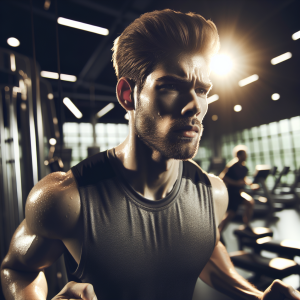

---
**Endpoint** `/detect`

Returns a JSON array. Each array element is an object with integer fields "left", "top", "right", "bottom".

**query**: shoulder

[
  {"left": 72, "top": 150, "right": 115, "bottom": 186},
  {"left": 183, "top": 159, "right": 211, "bottom": 186},
  {"left": 207, "top": 173, "right": 228, "bottom": 225},
  {"left": 25, "top": 170, "right": 81, "bottom": 240}
]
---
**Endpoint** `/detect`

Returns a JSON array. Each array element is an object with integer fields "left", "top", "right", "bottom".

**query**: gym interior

[{"left": 0, "top": 0, "right": 300, "bottom": 299}]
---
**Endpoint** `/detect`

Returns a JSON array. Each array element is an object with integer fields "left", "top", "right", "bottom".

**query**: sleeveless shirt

[{"left": 64, "top": 149, "right": 216, "bottom": 300}]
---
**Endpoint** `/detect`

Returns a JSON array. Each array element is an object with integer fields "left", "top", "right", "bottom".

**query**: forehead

[{"left": 147, "top": 53, "right": 211, "bottom": 86}]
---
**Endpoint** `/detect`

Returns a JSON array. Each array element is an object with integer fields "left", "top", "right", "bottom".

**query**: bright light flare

[
  {"left": 49, "top": 138, "right": 57, "bottom": 145},
  {"left": 238, "top": 74, "right": 259, "bottom": 87},
  {"left": 207, "top": 94, "right": 219, "bottom": 104},
  {"left": 57, "top": 17, "right": 109, "bottom": 36},
  {"left": 63, "top": 97, "right": 82, "bottom": 119},
  {"left": 96, "top": 103, "right": 115, "bottom": 118},
  {"left": 271, "top": 93, "right": 280, "bottom": 101},
  {"left": 234, "top": 105, "right": 242, "bottom": 112},
  {"left": 211, "top": 54, "right": 233, "bottom": 75},
  {"left": 124, "top": 113, "right": 129, "bottom": 120},
  {"left": 271, "top": 52, "right": 292, "bottom": 65},
  {"left": 7, "top": 37, "right": 20, "bottom": 47},
  {"left": 10, "top": 54, "right": 16, "bottom": 72},
  {"left": 40, "top": 71, "right": 77, "bottom": 82},
  {"left": 292, "top": 31, "right": 300, "bottom": 40}
]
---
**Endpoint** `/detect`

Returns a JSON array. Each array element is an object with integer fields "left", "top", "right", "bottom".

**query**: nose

[{"left": 181, "top": 92, "right": 202, "bottom": 118}]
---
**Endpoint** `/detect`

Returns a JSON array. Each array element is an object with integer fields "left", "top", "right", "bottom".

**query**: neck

[{"left": 114, "top": 128, "right": 179, "bottom": 201}]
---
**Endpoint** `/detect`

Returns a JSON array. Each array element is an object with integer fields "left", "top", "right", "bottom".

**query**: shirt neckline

[{"left": 107, "top": 148, "right": 183, "bottom": 210}]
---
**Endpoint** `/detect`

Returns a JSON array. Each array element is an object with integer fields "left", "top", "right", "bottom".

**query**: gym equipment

[
  {"left": 271, "top": 166, "right": 290, "bottom": 194},
  {"left": 230, "top": 226, "right": 300, "bottom": 290},
  {"left": 236, "top": 165, "right": 284, "bottom": 221}
]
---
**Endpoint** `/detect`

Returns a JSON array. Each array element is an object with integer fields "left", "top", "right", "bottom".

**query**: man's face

[{"left": 134, "top": 53, "right": 211, "bottom": 160}]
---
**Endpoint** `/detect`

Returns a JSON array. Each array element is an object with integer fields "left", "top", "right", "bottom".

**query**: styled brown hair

[{"left": 112, "top": 9, "right": 219, "bottom": 93}]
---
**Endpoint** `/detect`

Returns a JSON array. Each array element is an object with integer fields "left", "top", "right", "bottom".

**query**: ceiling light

[
  {"left": 40, "top": 71, "right": 77, "bottom": 82},
  {"left": 96, "top": 103, "right": 115, "bottom": 118},
  {"left": 271, "top": 52, "right": 292, "bottom": 65},
  {"left": 292, "top": 30, "right": 300, "bottom": 40},
  {"left": 47, "top": 93, "right": 54, "bottom": 100},
  {"left": 238, "top": 74, "right": 259, "bottom": 87},
  {"left": 49, "top": 138, "right": 56, "bottom": 145},
  {"left": 207, "top": 94, "right": 219, "bottom": 104},
  {"left": 212, "top": 115, "right": 218, "bottom": 121},
  {"left": 7, "top": 37, "right": 20, "bottom": 47},
  {"left": 271, "top": 93, "right": 280, "bottom": 101},
  {"left": 211, "top": 54, "right": 233, "bottom": 75},
  {"left": 63, "top": 97, "right": 83, "bottom": 119},
  {"left": 57, "top": 17, "right": 109, "bottom": 36},
  {"left": 10, "top": 54, "right": 16, "bottom": 72},
  {"left": 234, "top": 105, "right": 242, "bottom": 112}
]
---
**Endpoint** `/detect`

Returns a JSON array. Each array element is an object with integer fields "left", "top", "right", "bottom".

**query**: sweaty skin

[{"left": 1, "top": 53, "right": 300, "bottom": 300}]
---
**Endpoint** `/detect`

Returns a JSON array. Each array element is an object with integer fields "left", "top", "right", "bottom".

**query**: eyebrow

[{"left": 156, "top": 75, "right": 213, "bottom": 90}]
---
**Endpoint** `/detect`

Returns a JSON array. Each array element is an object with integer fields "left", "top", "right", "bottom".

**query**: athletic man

[
  {"left": 219, "top": 146, "right": 257, "bottom": 233},
  {"left": 1, "top": 9, "right": 299, "bottom": 300}
]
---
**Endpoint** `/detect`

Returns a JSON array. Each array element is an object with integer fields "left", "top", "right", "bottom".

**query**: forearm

[
  {"left": 223, "top": 177, "right": 242, "bottom": 187},
  {"left": 1, "top": 268, "right": 47, "bottom": 300},
  {"left": 199, "top": 242, "right": 263, "bottom": 300}
]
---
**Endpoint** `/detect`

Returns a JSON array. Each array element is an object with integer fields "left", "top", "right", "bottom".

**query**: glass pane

[
  {"left": 96, "top": 123, "right": 106, "bottom": 136},
  {"left": 279, "top": 119, "right": 290, "bottom": 133},
  {"left": 281, "top": 134, "right": 292, "bottom": 150},
  {"left": 292, "top": 132, "right": 300, "bottom": 148},
  {"left": 260, "top": 124, "right": 268, "bottom": 137},
  {"left": 106, "top": 124, "right": 117, "bottom": 135},
  {"left": 269, "top": 122, "right": 278, "bottom": 135},
  {"left": 290, "top": 116, "right": 300, "bottom": 132},
  {"left": 251, "top": 126, "right": 259, "bottom": 138},
  {"left": 63, "top": 122, "right": 78, "bottom": 134},
  {"left": 271, "top": 136, "right": 280, "bottom": 151},
  {"left": 79, "top": 123, "right": 92, "bottom": 134},
  {"left": 242, "top": 129, "right": 249, "bottom": 140}
]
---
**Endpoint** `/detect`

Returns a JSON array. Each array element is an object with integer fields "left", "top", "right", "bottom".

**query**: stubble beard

[{"left": 134, "top": 104, "right": 202, "bottom": 160}]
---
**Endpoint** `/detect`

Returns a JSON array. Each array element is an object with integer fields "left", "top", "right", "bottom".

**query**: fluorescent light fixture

[
  {"left": 57, "top": 17, "right": 109, "bottom": 36},
  {"left": 40, "top": 71, "right": 77, "bottom": 82},
  {"left": 292, "top": 30, "right": 300, "bottom": 40},
  {"left": 271, "top": 52, "right": 292, "bottom": 65},
  {"left": 63, "top": 97, "right": 83, "bottom": 119},
  {"left": 207, "top": 94, "right": 219, "bottom": 104},
  {"left": 271, "top": 93, "right": 280, "bottom": 101},
  {"left": 10, "top": 54, "right": 16, "bottom": 72},
  {"left": 96, "top": 103, "right": 115, "bottom": 118},
  {"left": 211, "top": 54, "right": 233, "bottom": 75},
  {"left": 234, "top": 105, "right": 242, "bottom": 112},
  {"left": 238, "top": 74, "right": 259, "bottom": 87},
  {"left": 49, "top": 138, "right": 57, "bottom": 145},
  {"left": 7, "top": 37, "right": 20, "bottom": 47}
]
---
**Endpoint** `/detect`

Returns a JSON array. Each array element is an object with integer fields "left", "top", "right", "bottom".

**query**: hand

[
  {"left": 52, "top": 281, "right": 97, "bottom": 300},
  {"left": 250, "top": 183, "right": 260, "bottom": 190},
  {"left": 261, "top": 280, "right": 300, "bottom": 300}
]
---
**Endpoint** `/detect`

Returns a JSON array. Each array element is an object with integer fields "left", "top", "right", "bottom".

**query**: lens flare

[{"left": 211, "top": 54, "right": 233, "bottom": 75}]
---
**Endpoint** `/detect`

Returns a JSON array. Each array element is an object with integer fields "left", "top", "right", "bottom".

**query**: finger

[
  {"left": 52, "top": 281, "right": 97, "bottom": 300},
  {"left": 268, "top": 280, "right": 300, "bottom": 300}
]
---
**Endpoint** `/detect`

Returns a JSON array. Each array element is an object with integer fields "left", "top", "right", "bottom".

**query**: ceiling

[{"left": 1, "top": 0, "right": 299, "bottom": 136}]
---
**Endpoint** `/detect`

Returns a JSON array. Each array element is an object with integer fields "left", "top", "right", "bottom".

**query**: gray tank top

[{"left": 65, "top": 149, "right": 216, "bottom": 300}]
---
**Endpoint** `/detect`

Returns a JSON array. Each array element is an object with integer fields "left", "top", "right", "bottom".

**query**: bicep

[{"left": 1, "top": 219, "right": 65, "bottom": 272}]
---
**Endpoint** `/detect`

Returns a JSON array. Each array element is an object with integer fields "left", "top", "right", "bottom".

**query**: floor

[{"left": 192, "top": 203, "right": 300, "bottom": 300}]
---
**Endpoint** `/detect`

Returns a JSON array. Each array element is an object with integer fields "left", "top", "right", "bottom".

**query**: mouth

[{"left": 174, "top": 125, "right": 199, "bottom": 138}]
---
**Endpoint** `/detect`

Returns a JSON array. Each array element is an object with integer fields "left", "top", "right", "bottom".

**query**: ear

[{"left": 116, "top": 77, "right": 135, "bottom": 111}]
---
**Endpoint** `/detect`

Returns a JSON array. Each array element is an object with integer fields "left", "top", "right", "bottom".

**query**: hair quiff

[{"left": 112, "top": 9, "right": 220, "bottom": 92}]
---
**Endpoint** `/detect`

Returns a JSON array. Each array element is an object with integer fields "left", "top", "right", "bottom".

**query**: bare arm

[
  {"left": 1, "top": 219, "right": 65, "bottom": 300},
  {"left": 200, "top": 174, "right": 300, "bottom": 300},
  {"left": 0, "top": 171, "right": 80, "bottom": 300}
]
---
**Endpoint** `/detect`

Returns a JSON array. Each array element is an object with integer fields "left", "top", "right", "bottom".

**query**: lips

[{"left": 175, "top": 125, "right": 199, "bottom": 138}]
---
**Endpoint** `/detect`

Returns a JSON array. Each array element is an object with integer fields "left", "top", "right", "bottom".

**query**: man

[
  {"left": 218, "top": 146, "right": 257, "bottom": 233},
  {"left": 1, "top": 9, "right": 299, "bottom": 300}
]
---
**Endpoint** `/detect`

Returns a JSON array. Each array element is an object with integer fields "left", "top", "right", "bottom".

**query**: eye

[
  {"left": 195, "top": 88, "right": 207, "bottom": 96},
  {"left": 158, "top": 84, "right": 178, "bottom": 91}
]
